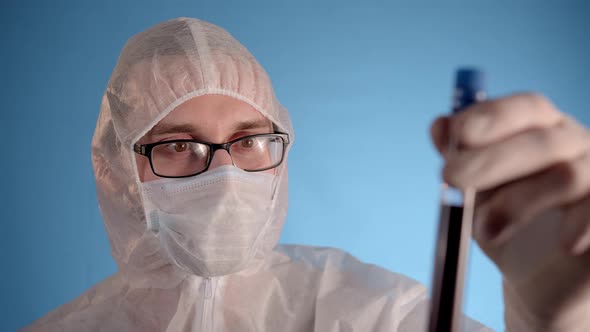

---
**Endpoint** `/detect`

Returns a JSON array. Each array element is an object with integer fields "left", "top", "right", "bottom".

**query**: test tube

[{"left": 428, "top": 69, "right": 487, "bottom": 332}]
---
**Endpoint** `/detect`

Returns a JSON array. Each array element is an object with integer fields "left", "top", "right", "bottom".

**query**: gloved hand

[{"left": 430, "top": 93, "right": 590, "bottom": 332}]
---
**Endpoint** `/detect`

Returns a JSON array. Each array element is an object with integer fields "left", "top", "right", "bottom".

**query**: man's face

[{"left": 136, "top": 94, "right": 274, "bottom": 182}]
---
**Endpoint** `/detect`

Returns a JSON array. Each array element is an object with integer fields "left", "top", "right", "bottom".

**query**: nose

[{"left": 208, "top": 149, "right": 234, "bottom": 170}]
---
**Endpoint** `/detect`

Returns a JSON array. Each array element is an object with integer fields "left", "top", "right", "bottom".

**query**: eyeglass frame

[{"left": 133, "top": 132, "right": 290, "bottom": 178}]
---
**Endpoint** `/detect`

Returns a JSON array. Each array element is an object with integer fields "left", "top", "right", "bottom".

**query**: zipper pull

[{"left": 204, "top": 278, "right": 213, "bottom": 299}]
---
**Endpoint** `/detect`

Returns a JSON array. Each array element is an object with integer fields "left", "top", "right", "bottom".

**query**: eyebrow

[
  {"left": 234, "top": 118, "right": 273, "bottom": 132},
  {"left": 147, "top": 118, "right": 272, "bottom": 138}
]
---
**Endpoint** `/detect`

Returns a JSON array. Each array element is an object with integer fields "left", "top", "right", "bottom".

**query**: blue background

[{"left": 3, "top": 1, "right": 589, "bottom": 331}]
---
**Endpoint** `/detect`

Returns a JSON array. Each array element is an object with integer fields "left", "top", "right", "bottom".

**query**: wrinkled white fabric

[
  {"left": 21, "top": 17, "right": 492, "bottom": 331},
  {"left": 141, "top": 165, "right": 277, "bottom": 277}
]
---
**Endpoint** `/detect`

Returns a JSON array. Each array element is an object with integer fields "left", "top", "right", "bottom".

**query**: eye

[
  {"left": 170, "top": 142, "right": 189, "bottom": 152},
  {"left": 240, "top": 138, "right": 255, "bottom": 149}
]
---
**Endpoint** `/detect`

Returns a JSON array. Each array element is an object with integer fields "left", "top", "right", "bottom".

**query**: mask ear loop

[{"left": 270, "top": 162, "right": 284, "bottom": 201}]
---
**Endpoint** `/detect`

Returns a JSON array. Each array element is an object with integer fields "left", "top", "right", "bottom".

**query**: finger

[
  {"left": 450, "top": 93, "right": 564, "bottom": 149},
  {"left": 430, "top": 116, "right": 450, "bottom": 156},
  {"left": 561, "top": 194, "right": 590, "bottom": 256},
  {"left": 474, "top": 149, "right": 590, "bottom": 246},
  {"left": 444, "top": 117, "right": 590, "bottom": 191}
]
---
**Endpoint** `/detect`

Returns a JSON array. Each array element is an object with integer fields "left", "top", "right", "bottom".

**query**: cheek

[{"left": 135, "top": 155, "right": 158, "bottom": 182}]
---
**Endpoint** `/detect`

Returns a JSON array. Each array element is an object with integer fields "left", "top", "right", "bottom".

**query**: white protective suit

[{"left": 22, "top": 18, "right": 492, "bottom": 332}]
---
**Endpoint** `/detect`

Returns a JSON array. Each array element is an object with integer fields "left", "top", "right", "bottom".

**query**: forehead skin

[{"left": 139, "top": 94, "right": 273, "bottom": 144}]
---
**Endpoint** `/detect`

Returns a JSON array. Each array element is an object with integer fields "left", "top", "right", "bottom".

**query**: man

[{"left": 22, "top": 17, "right": 590, "bottom": 331}]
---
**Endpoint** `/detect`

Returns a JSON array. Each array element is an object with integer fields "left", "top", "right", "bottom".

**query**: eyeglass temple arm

[{"left": 133, "top": 143, "right": 147, "bottom": 156}]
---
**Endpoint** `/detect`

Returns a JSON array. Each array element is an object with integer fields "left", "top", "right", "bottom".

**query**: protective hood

[{"left": 92, "top": 17, "right": 293, "bottom": 285}]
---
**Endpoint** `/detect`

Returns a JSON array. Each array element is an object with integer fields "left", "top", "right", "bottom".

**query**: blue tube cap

[
  {"left": 456, "top": 68, "right": 485, "bottom": 92},
  {"left": 453, "top": 68, "right": 486, "bottom": 113}
]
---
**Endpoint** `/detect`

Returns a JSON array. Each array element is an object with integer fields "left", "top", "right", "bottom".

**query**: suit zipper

[{"left": 200, "top": 277, "right": 215, "bottom": 331}]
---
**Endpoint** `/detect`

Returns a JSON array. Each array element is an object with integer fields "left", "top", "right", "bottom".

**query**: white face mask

[{"left": 140, "top": 165, "right": 276, "bottom": 277}]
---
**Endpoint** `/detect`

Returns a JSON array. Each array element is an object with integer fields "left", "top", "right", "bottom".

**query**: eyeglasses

[{"left": 134, "top": 133, "right": 290, "bottom": 178}]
